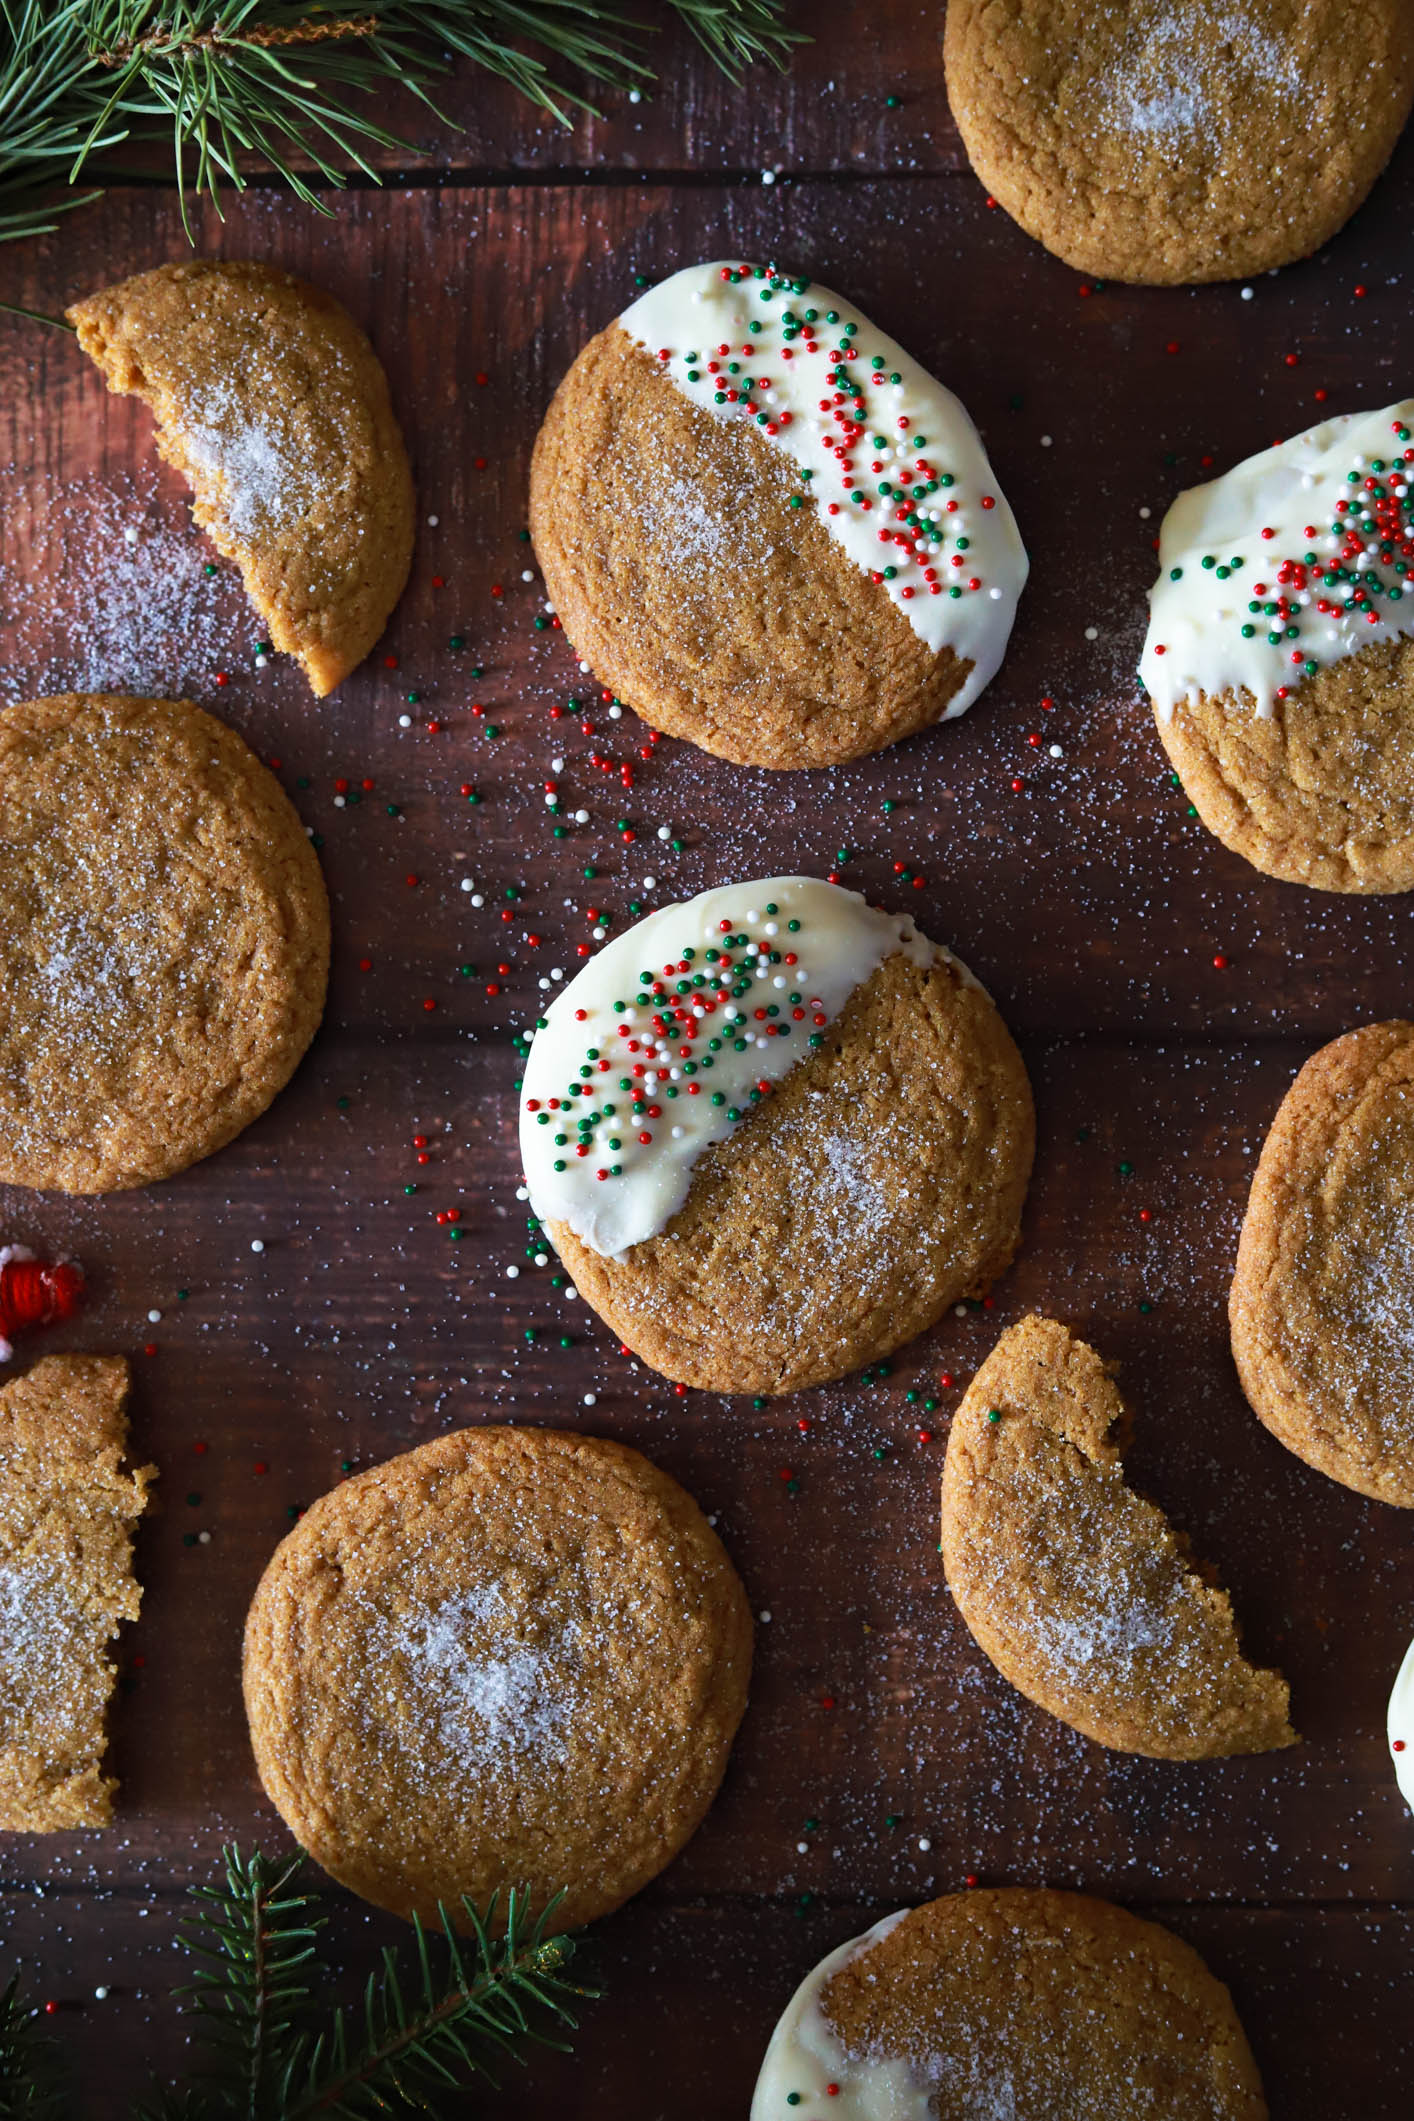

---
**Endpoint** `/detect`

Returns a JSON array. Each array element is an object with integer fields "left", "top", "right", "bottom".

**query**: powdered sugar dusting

[
  {"left": 1100, "top": 3, "right": 1303, "bottom": 147},
  {"left": 395, "top": 1581, "right": 576, "bottom": 1771},
  {"left": 0, "top": 469, "right": 246, "bottom": 701},
  {"left": 0, "top": 1560, "right": 88, "bottom": 1744},
  {"left": 183, "top": 377, "right": 310, "bottom": 540}
]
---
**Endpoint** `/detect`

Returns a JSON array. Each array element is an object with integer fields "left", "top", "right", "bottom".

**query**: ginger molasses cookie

[
  {"left": 518, "top": 877, "right": 1034, "bottom": 1395},
  {"left": 529, "top": 260, "right": 1027, "bottom": 768},
  {"left": 243, "top": 1426, "right": 751, "bottom": 1932},
  {"left": 0, "top": 1356, "right": 155, "bottom": 1831},
  {"left": 1141, "top": 402, "right": 1414, "bottom": 890},
  {"left": 1231, "top": 1022, "right": 1414, "bottom": 1506},
  {"left": 941, "top": 1317, "right": 1295, "bottom": 1758},
  {"left": 944, "top": 0, "right": 1414, "bottom": 286},
  {"left": 0, "top": 693, "right": 329, "bottom": 1192},
  {"left": 752, "top": 1889, "right": 1268, "bottom": 2120},
  {"left": 68, "top": 260, "right": 415, "bottom": 697}
]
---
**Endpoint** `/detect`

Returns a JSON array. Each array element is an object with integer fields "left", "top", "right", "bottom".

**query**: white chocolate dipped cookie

[
  {"left": 1391, "top": 1636, "right": 1414, "bottom": 1814},
  {"left": 529, "top": 261, "right": 1027, "bottom": 768},
  {"left": 1141, "top": 401, "right": 1414, "bottom": 890},
  {"left": 751, "top": 1891, "right": 1268, "bottom": 2120},
  {"left": 518, "top": 877, "right": 1033, "bottom": 1395}
]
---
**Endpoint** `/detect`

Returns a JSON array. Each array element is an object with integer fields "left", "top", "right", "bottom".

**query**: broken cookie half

[
  {"left": 0, "top": 1356, "right": 156, "bottom": 1829},
  {"left": 941, "top": 1315, "right": 1295, "bottom": 1759},
  {"left": 68, "top": 259, "right": 415, "bottom": 698}
]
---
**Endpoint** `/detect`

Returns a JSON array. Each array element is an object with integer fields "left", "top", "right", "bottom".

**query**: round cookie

[
  {"left": 529, "top": 259, "right": 1027, "bottom": 769},
  {"left": 519, "top": 878, "right": 1034, "bottom": 1395},
  {"left": 751, "top": 1890, "right": 1268, "bottom": 2120},
  {"left": 67, "top": 260, "right": 415, "bottom": 697},
  {"left": 941, "top": 1316, "right": 1296, "bottom": 1758},
  {"left": 1141, "top": 402, "right": 1414, "bottom": 890},
  {"left": 242, "top": 1425, "right": 752, "bottom": 1932},
  {"left": 0, "top": 693, "right": 329, "bottom": 1193},
  {"left": 1231, "top": 1022, "right": 1414, "bottom": 1507},
  {"left": 944, "top": 0, "right": 1414, "bottom": 286}
]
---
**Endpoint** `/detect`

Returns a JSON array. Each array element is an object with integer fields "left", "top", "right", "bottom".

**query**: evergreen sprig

[
  {"left": 6, "top": 1845, "right": 594, "bottom": 2119},
  {"left": 0, "top": 0, "right": 803, "bottom": 244},
  {"left": 0, "top": 1974, "right": 69, "bottom": 2120}
]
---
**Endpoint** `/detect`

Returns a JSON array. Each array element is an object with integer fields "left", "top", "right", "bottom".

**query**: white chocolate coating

[
  {"left": 519, "top": 878, "right": 937, "bottom": 1259},
  {"left": 620, "top": 261, "right": 1028, "bottom": 711},
  {"left": 750, "top": 1912, "right": 932, "bottom": 2121},
  {"left": 1141, "top": 400, "right": 1414, "bottom": 719},
  {"left": 1390, "top": 1635, "right": 1414, "bottom": 1815}
]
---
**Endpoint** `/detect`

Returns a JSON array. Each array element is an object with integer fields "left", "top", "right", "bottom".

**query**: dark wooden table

[{"left": 1, "top": 9, "right": 1412, "bottom": 2113}]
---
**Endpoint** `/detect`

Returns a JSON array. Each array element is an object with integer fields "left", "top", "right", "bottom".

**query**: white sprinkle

[
  {"left": 582, "top": 1392, "right": 597, "bottom": 1406},
  {"left": 1241, "top": 287, "right": 1254, "bottom": 301},
  {"left": 471, "top": 893, "right": 485, "bottom": 908},
  {"left": 198, "top": 1530, "right": 211, "bottom": 1545},
  {"left": 759, "top": 1609, "right": 772, "bottom": 1623},
  {"left": 123, "top": 526, "right": 139, "bottom": 546},
  {"left": 94, "top": 1986, "right": 109, "bottom": 2000},
  {"left": 628, "top": 87, "right": 641, "bottom": 103},
  {"left": 1084, "top": 625, "right": 1099, "bottom": 640},
  {"left": 254, "top": 653, "right": 269, "bottom": 670},
  {"left": 426, "top": 512, "right": 440, "bottom": 526},
  {"left": 1049, "top": 743, "right": 1063, "bottom": 758},
  {"left": 521, "top": 569, "right": 534, "bottom": 583},
  {"left": 1040, "top": 434, "right": 1053, "bottom": 447},
  {"left": 515, "top": 1185, "right": 529, "bottom": 1201},
  {"left": 1139, "top": 505, "right": 1151, "bottom": 519},
  {"left": 146, "top": 1309, "right": 161, "bottom": 1324},
  {"left": 506, "top": 1265, "right": 520, "bottom": 1279},
  {"left": 608, "top": 704, "right": 622, "bottom": 719},
  {"left": 250, "top": 1239, "right": 265, "bottom": 1254},
  {"left": 917, "top": 1836, "right": 931, "bottom": 1852},
  {"left": 399, "top": 713, "right": 412, "bottom": 728},
  {"left": 797, "top": 1841, "right": 809, "bottom": 1854},
  {"left": 761, "top": 168, "right": 777, "bottom": 185},
  {"left": 574, "top": 809, "right": 589, "bottom": 825},
  {"left": 460, "top": 876, "right": 475, "bottom": 892},
  {"left": 642, "top": 875, "right": 656, "bottom": 889},
  {"left": 657, "top": 824, "right": 672, "bottom": 840}
]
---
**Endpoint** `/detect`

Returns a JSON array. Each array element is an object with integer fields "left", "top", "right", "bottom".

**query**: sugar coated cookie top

[
  {"left": 620, "top": 262, "right": 1027, "bottom": 708},
  {"left": 1141, "top": 401, "right": 1414, "bottom": 717}
]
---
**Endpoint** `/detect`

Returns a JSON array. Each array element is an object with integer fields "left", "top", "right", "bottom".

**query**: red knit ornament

[{"left": 0, "top": 1253, "right": 84, "bottom": 1352}]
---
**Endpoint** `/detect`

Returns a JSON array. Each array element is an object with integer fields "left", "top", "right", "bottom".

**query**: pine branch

[
  {"left": 0, "top": 0, "right": 805, "bottom": 246},
  {"left": 0, "top": 1975, "right": 70, "bottom": 2120},
  {"left": 283, "top": 1888, "right": 593, "bottom": 2118},
  {"left": 162, "top": 1844, "right": 320, "bottom": 2117}
]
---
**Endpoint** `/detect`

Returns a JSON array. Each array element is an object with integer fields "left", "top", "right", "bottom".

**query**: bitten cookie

[
  {"left": 519, "top": 878, "right": 1034, "bottom": 1395},
  {"left": 752, "top": 1890, "right": 1268, "bottom": 2121},
  {"left": 941, "top": 1317, "right": 1295, "bottom": 1758},
  {"left": 1231, "top": 1022, "right": 1414, "bottom": 1507},
  {"left": 1141, "top": 402, "right": 1414, "bottom": 890},
  {"left": 529, "top": 260, "right": 1027, "bottom": 768},
  {"left": 0, "top": 1357, "right": 155, "bottom": 1831},
  {"left": 0, "top": 693, "right": 329, "bottom": 1192},
  {"left": 68, "top": 260, "right": 415, "bottom": 696},
  {"left": 944, "top": 0, "right": 1414, "bottom": 286},
  {"left": 243, "top": 1426, "right": 752, "bottom": 1932}
]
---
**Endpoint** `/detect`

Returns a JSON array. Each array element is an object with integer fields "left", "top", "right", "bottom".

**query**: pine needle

[
  {"left": 0, "top": 0, "right": 806, "bottom": 245},
  {"left": 0, "top": 1974, "right": 70, "bottom": 2120}
]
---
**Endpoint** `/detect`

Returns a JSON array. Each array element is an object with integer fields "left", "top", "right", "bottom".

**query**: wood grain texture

[{"left": 0, "top": 31, "right": 1412, "bottom": 2114}]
